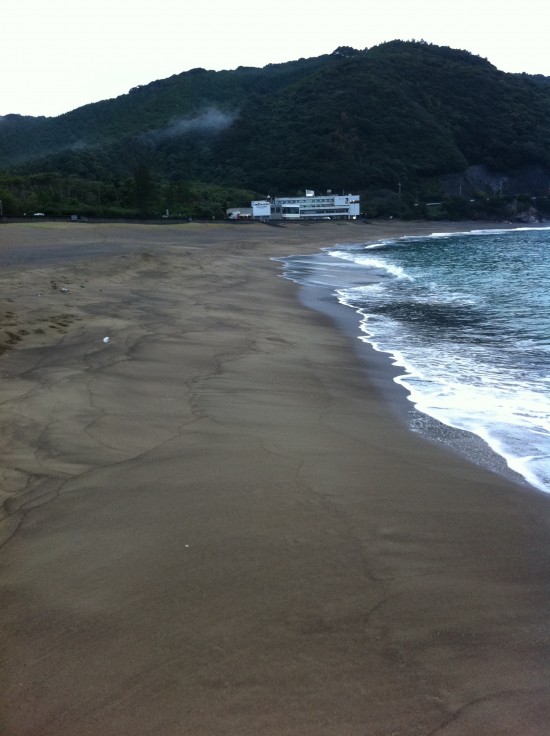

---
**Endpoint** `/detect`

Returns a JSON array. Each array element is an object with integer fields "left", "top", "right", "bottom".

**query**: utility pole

[{"left": 0, "top": 200, "right": 3, "bottom": 216}]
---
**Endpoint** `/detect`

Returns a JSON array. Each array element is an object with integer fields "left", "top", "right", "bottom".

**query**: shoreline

[
  {"left": 1, "top": 220, "right": 549, "bottom": 734},
  {"left": 273, "top": 221, "right": 548, "bottom": 495},
  {"left": 293, "top": 275, "right": 530, "bottom": 492}
]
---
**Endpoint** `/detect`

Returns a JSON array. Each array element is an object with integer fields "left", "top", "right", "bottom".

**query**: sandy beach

[{"left": 0, "top": 219, "right": 549, "bottom": 735}]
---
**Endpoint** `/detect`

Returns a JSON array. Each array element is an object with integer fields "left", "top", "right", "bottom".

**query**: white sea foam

[
  {"left": 329, "top": 250, "right": 412, "bottom": 280},
  {"left": 356, "top": 322, "right": 550, "bottom": 493}
]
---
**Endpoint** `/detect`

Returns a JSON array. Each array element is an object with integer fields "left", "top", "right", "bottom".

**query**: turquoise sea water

[{"left": 278, "top": 227, "right": 550, "bottom": 494}]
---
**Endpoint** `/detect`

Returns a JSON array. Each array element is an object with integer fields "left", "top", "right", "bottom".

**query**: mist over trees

[{"left": 1, "top": 40, "right": 550, "bottom": 220}]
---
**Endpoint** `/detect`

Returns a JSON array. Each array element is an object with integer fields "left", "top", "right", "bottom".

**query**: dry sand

[{"left": 0, "top": 220, "right": 549, "bottom": 735}]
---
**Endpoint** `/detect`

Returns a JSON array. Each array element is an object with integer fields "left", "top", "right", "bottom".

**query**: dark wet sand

[{"left": 0, "top": 220, "right": 549, "bottom": 735}]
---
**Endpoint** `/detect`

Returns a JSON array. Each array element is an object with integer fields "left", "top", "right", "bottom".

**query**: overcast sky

[{"left": 3, "top": 0, "right": 549, "bottom": 118}]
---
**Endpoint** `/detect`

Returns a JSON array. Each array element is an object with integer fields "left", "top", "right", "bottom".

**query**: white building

[
  {"left": 252, "top": 192, "right": 360, "bottom": 221},
  {"left": 250, "top": 200, "right": 272, "bottom": 219}
]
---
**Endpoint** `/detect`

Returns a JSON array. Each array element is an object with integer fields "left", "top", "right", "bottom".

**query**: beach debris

[
  {"left": 50, "top": 280, "right": 70, "bottom": 293},
  {"left": 103, "top": 336, "right": 110, "bottom": 344}
]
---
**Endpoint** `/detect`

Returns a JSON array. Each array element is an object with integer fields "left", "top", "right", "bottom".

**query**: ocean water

[{"left": 277, "top": 227, "right": 550, "bottom": 494}]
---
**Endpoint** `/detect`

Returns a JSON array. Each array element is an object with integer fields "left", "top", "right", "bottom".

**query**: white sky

[{"left": 3, "top": 0, "right": 549, "bottom": 117}]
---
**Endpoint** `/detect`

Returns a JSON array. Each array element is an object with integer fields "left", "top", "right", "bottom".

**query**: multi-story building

[{"left": 251, "top": 192, "right": 360, "bottom": 221}]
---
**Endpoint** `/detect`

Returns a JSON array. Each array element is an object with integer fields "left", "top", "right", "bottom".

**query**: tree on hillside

[{"left": 134, "top": 166, "right": 156, "bottom": 216}]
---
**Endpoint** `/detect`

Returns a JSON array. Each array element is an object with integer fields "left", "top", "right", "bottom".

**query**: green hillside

[{"left": 1, "top": 41, "right": 550, "bottom": 219}]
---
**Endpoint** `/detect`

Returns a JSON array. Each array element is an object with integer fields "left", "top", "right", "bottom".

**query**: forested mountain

[{"left": 1, "top": 40, "right": 550, "bottom": 219}]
